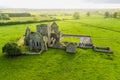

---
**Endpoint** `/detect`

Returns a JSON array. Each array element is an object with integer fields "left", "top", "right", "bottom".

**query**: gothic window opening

[{"left": 37, "top": 42, "right": 39, "bottom": 47}]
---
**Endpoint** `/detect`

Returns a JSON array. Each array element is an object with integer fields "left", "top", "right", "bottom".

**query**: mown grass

[{"left": 0, "top": 15, "right": 120, "bottom": 80}]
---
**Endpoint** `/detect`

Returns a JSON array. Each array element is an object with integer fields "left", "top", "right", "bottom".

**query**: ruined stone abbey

[{"left": 24, "top": 22, "right": 112, "bottom": 54}]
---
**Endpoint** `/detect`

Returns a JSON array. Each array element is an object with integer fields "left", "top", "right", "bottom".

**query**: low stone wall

[
  {"left": 78, "top": 43, "right": 93, "bottom": 49},
  {"left": 93, "top": 46, "right": 113, "bottom": 53}
]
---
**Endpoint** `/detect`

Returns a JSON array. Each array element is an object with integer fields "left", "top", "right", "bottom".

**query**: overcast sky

[{"left": 0, "top": 0, "right": 120, "bottom": 9}]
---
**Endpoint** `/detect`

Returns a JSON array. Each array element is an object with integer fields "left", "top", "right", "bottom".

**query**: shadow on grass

[{"left": 99, "top": 53, "right": 114, "bottom": 60}]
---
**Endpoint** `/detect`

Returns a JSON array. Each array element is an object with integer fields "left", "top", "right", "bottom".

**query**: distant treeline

[
  {"left": 0, "top": 19, "right": 61, "bottom": 26},
  {"left": 1, "top": 13, "right": 31, "bottom": 17}
]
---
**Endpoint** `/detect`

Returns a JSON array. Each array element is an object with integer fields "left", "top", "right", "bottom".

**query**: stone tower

[
  {"left": 24, "top": 27, "right": 31, "bottom": 46},
  {"left": 51, "top": 22, "right": 59, "bottom": 33},
  {"left": 36, "top": 24, "right": 51, "bottom": 49},
  {"left": 36, "top": 24, "right": 50, "bottom": 36}
]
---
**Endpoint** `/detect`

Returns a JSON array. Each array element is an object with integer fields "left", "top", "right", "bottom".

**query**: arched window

[
  {"left": 33, "top": 42, "right": 35, "bottom": 46},
  {"left": 37, "top": 42, "right": 39, "bottom": 47}
]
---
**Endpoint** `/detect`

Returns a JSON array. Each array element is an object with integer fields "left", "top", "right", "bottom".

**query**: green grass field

[{"left": 0, "top": 15, "right": 120, "bottom": 80}]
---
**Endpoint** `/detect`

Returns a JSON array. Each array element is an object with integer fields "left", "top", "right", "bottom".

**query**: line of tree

[
  {"left": 1, "top": 13, "right": 31, "bottom": 17},
  {"left": 0, "top": 19, "right": 61, "bottom": 26},
  {"left": 0, "top": 13, "right": 10, "bottom": 20},
  {"left": 104, "top": 11, "right": 120, "bottom": 18}
]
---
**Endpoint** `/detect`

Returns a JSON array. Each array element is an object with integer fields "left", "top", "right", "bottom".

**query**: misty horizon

[{"left": 0, "top": 0, "right": 120, "bottom": 9}]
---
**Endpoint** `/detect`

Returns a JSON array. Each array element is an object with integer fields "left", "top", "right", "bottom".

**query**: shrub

[{"left": 2, "top": 42, "right": 22, "bottom": 56}]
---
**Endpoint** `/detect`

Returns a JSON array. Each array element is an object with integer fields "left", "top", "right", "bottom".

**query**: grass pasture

[{"left": 0, "top": 15, "right": 120, "bottom": 80}]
